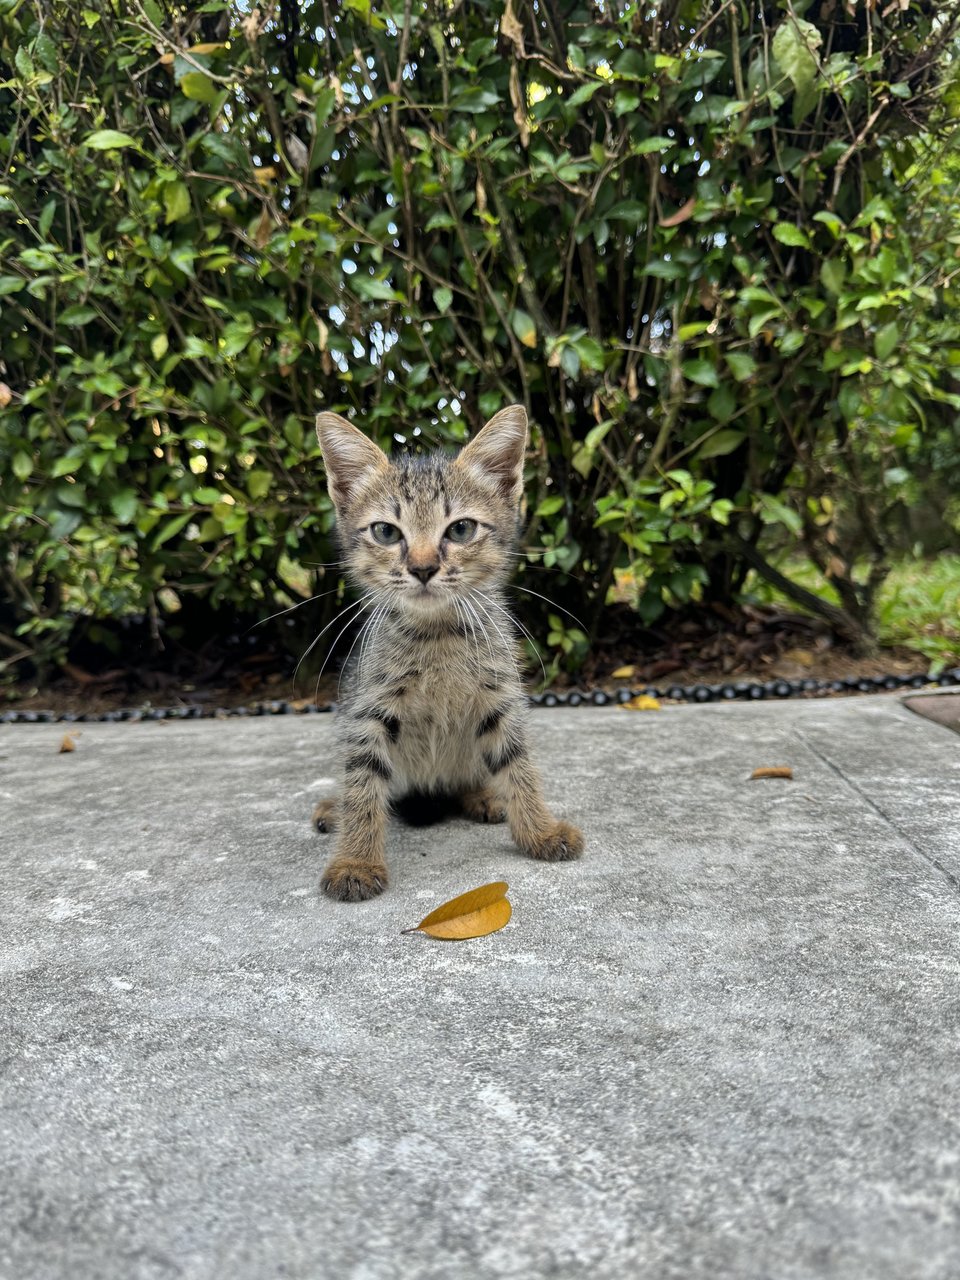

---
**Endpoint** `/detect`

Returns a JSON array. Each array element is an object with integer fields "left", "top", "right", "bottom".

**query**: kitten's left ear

[
  {"left": 316, "top": 412, "right": 389, "bottom": 510},
  {"left": 457, "top": 404, "right": 528, "bottom": 504}
]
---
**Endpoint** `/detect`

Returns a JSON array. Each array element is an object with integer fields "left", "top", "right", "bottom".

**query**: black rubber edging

[{"left": 2, "top": 668, "right": 958, "bottom": 724}]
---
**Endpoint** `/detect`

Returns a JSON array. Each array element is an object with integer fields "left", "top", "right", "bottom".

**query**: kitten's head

[{"left": 315, "top": 406, "right": 527, "bottom": 619}]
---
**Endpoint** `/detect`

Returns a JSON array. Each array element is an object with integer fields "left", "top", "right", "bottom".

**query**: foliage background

[{"left": 1, "top": 0, "right": 959, "bottom": 681}]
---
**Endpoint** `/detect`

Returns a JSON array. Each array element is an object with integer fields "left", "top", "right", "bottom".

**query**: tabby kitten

[{"left": 312, "top": 404, "right": 584, "bottom": 903}]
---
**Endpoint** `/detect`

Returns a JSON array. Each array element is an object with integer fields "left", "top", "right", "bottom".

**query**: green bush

[{"left": 1, "top": 0, "right": 959, "bottom": 679}]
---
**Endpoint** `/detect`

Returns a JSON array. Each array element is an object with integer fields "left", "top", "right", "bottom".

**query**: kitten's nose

[{"left": 408, "top": 561, "right": 439, "bottom": 584}]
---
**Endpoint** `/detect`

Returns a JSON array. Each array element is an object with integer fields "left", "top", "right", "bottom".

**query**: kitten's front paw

[
  {"left": 312, "top": 799, "right": 339, "bottom": 834},
  {"left": 526, "top": 821, "right": 584, "bottom": 863},
  {"left": 321, "top": 858, "right": 388, "bottom": 902},
  {"left": 461, "top": 788, "right": 507, "bottom": 824}
]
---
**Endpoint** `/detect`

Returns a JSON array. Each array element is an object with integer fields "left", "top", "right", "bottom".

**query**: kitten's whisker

[
  {"left": 473, "top": 588, "right": 547, "bottom": 690},
  {"left": 454, "top": 596, "right": 483, "bottom": 681},
  {"left": 313, "top": 597, "right": 377, "bottom": 701},
  {"left": 507, "top": 584, "right": 588, "bottom": 632},
  {"left": 293, "top": 593, "right": 373, "bottom": 694},
  {"left": 355, "top": 600, "right": 390, "bottom": 691},
  {"left": 503, "top": 552, "right": 583, "bottom": 580},
  {"left": 461, "top": 595, "right": 496, "bottom": 677},
  {"left": 337, "top": 600, "right": 384, "bottom": 701},
  {"left": 251, "top": 585, "right": 344, "bottom": 631},
  {"left": 466, "top": 589, "right": 524, "bottom": 689}
]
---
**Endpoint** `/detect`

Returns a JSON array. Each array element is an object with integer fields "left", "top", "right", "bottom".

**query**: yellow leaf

[
  {"left": 187, "top": 42, "right": 226, "bottom": 54},
  {"left": 402, "top": 881, "right": 512, "bottom": 941},
  {"left": 611, "top": 664, "right": 636, "bottom": 679},
  {"left": 59, "top": 734, "right": 76, "bottom": 753},
  {"left": 621, "top": 695, "right": 661, "bottom": 711},
  {"left": 782, "top": 648, "right": 814, "bottom": 667},
  {"left": 253, "top": 166, "right": 277, "bottom": 184}
]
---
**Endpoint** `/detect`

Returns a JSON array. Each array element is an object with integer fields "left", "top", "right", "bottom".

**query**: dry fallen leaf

[
  {"left": 59, "top": 734, "right": 77, "bottom": 753},
  {"left": 401, "top": 881, "right": 511, "bottom": 941},
  {"left": 751, "top": 766, "right": 793, "bottom": 780},
  {"left": 621, "top": 694, "right": 661, "bottom": 711},
  {"left": 782, "top": 647, "right": 814, "bottom": 667},
  {"left": 611, "top": 665, "right": 636, "bottom": 679}
]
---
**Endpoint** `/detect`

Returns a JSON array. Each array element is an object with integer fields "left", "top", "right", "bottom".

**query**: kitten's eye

[
  {"left": 370, "top": 521, "right": 402, "bottom": 546},
  {"left": 445, "top": 518, "right": 477, "bottom": 544}
]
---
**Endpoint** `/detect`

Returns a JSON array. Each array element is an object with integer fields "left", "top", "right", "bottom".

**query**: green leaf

[
  {"left": 706, "top": 388, "right": 738, "bottom": 423},
  {"left": 60, "top": 304, "right": 98, "bottom": 326},
  {"left": 247, "top": 470, "right": 272, "bottom": 499},
  {"left": 180, "top": 72, "right": 218, "bottom": 104},
  {"left": 151, "top": 332, "right": 169, "bottom": 360},
  {"left": 874, "top": 322, "right": 898, "bottom": 363},
  {"left": 634, "top": 136, "right": 675, "bottom": 155},
  {"left": 83, "top": 129, "right": 137, "bottom": 150},
  {"left": 110, "top": 489, "right": 139, "bottom": 524},
  {"left": 511, "top": 308, "right": 537, "bottom": 349},
  {"left": 164, "top": 181, "right": 191, "bottom": 224},
  {"left": 12, "top": 451, "right": 32, "bottom": 481},
  {"left": 772, "top": 222, "right": 811, "bottom": 249},
  {"left": 772, "top": 19, "right": 821, "bottom": 98},
  {"left": 433, "top": 286, "right": 453, "bottom": 314},
  {"left": 14, "top": 46, "right": 34, "bottom": 79},
  {"left": 536, "top": 495, "right": 564, "bottom": 518},
  {"left": 698, "top": 428, "right": 744, "bottom": 458},
  {"left": 565, "top": 82, "right": 603, "bottom": 108},
  {"left": 682, "top": 358, "right": 719, "bottom": 388},
  {"left": 39, "top": 198, "right": 56, "bottom": 239},
  {"left": 642, "top": 259, "right": 684, "bottom": 279},
  {"left": 820, "top": 260, "right": 846, "bottom": 296}
]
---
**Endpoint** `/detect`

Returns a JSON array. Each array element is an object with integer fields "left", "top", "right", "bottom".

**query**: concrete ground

[{"left": 2, "top": 695, "right": 959, "bottom": 1280}]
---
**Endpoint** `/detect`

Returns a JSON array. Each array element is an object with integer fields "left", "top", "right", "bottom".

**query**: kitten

[{"left": 311, "top": 404, "right": 584, "bottom": 902}]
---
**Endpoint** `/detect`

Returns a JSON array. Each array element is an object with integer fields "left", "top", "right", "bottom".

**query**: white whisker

[
  {"left": 472, "top": 588, "right": 547, "bottom": 690},
  {"left": 507, "top": 583, "right": 588, "bottom": 632},
  {"left": 253, "top": 585, "right": 344, "bottom": 630},
  {"left": 293, "top": 593, "right": 373, "bottom": 695}
]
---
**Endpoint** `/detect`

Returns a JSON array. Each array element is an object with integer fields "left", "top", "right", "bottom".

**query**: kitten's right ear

[{"left": 316, "top": 412, "right": 389, "bottom": 510}]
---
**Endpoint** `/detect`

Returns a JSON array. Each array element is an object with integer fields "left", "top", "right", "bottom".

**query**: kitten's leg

[
  {"left": 321, "top": 717, "right": 394, "bottom": 901},
  {"left": 480, "top": 714, "right": 583, "bottom": 861},
  {"left": 311, "top": 798, "right": 339, "bottom": 833},
  {"left": 460, "top": 787, "right": 507, "bottom": 824}
]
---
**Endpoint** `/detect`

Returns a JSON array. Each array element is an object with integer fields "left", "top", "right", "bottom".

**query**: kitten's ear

[
  {"left": 316, "top": 412, "right": 389, "bottom": 510},
  {"left": 457, "top": 404, "right": 528, "bottom": 504}
]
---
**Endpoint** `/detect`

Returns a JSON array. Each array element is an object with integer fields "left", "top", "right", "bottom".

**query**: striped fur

[{"left": 311, "top": 405, "right": 584, "bottom": 902}]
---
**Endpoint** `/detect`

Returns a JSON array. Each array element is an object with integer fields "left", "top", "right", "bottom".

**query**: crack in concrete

[{"left": 794, "top": 726, "right": 960, "bottom": 898}]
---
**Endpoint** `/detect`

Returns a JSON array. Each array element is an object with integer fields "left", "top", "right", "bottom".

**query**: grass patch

[{"left": 745, "top": 553, "right": 960, "bottom": 673}]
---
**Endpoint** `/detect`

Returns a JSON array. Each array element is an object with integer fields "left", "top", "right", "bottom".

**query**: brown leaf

[
  {"left": 59, "top": 734, "right": 77, "bottom": 753},
  {"left": 621, "top": 695, "right": 661, "bottom": 711},
  {"left": 782, "top": 648, "right": 814, "bottom": 668},
  {"left": 660, "top": 196, "right": 696, "bottom": 227},
  {"left": 751, "top": 766, "right": 793, "bottom": 780},
  {"left": 509, "top": 63, "right": 529, "bottom": 149},
  {"left": 402, "top": 881, "right": 512, "bottom": 941},
  {"left": 254, "top": 207, "right": 273, "bottom": 248},
  {"left": 500, "top": 0, "right": 525, "bottom": 55}
]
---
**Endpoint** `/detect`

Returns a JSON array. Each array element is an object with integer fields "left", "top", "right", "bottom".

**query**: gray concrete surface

[{"left": 1, "top": 695, "right": 959, "bottom": 1280}]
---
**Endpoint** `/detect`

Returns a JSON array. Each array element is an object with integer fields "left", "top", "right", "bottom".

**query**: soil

[{"left": 2, "top": 602, "right": 937, "bottom": 717}]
